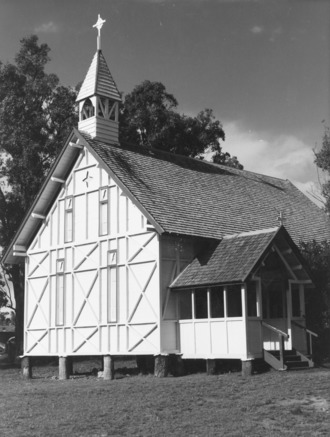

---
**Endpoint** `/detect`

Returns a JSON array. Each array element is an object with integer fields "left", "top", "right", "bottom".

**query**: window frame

[
  {"left": 178, "top": 285, "right": 244, "bottom": 321},
  {"left": 99, "top": 187, "right": 109, "bottom": 236},
  {"left": 64, "top": 196, "right": 73, "bottom": 243},
  {"left": 107, "top": 250, "right": 117, "bottom": 323},
  {"left": 56, "top": 259, "right": 65, "bottom": 326}
]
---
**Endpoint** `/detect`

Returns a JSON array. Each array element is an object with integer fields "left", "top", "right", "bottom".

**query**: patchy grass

[{"left": 1, "top": 356, "right": 330, "bottom": 437}]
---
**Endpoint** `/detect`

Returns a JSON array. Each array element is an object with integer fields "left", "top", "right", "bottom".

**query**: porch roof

[{"left": 170, "top": 227, "right": 312, "bottom": 289}]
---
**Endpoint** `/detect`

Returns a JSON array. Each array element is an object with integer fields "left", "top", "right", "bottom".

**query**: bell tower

[{"left": 76, "top": 15, "right": 121, "bottom": 144}]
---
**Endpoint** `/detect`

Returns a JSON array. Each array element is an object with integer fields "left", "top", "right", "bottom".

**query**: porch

[{"left": 170, "top": 227, "right": 317, "bottom": 371}]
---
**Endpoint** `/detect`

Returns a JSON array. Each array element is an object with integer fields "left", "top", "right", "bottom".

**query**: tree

[
  {"left": 0, "top": 35, "right": 77, "bottom": 355},
  {"left": 120, "top": 80, "right": 243, "bottom": 169},
  {"left": 299, "top": 240, "right": 330, "bottom": 361},
  {"left": 0, "top": 265, "right": 10, "bottom": 309},
  {"left": 314, "top": 126, "right": 330, "bottom": 213}
]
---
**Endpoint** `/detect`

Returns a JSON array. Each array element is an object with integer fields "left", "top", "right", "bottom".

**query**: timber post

[
  {"left": 21, "top": 356, "right": 32, "bottom": 379},
  {"left": 154, "top": 354, "right": 169, "bottom": 377},
  {"left": 206, "top": 359, "right": 216, "bottom": 375},
  {"left": 103, "top": 355, "right": 115, "bottom": 380},
  {"left": 59, "top": 356, "right": 70, "bottom": 380},
  {"left": 241, "top": 359, "right": 253, "bottom": 377}
]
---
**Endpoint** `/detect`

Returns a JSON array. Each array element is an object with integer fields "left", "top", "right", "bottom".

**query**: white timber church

[{"left": 3, "top": 16, "right": 330, "bottom": 379}]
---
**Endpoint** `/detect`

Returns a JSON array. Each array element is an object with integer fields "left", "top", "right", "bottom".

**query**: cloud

[
  {"left": 34, "top": 21, "right": 58, "bottom": 34},
  {"left": 250, "top": 25, "right": 264, "bottom": 35},
  {"left": 219, "top": 121, "right": 323, "bottom": 204}
]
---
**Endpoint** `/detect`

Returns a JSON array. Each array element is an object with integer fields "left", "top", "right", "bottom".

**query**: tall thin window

[
  {"left": 195, "top": 288, "right": 208, "bottom": 319},
  {"left": 99, "top": 188, "right": 108, "bottom": 236},
  {"left": 210, "top": 287, "right": 224, "bottom": 318},
  {"left": 64, "top": 197, "right": 73, "bottom": 242},
  {"left": 247, "top": 281, "right": 257, "bottom": 317},
  {"left": 227, "top": 285, "right": 242, "bottom": 317},
  {"left": 56, "top": 259, "right": 65, "bottom": 326},
  {"left": 179, "top": 290, "right": 192, "bottom": 320},
  {"left": 107, "top": 250, "right": 117, "bottom": 322}
]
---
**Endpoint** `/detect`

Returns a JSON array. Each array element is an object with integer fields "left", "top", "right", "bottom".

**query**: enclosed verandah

[{"left": 170, "top": 227, "right": 316, "bottom": 371}]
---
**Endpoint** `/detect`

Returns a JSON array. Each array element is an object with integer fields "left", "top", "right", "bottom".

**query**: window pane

[
  {"left": 179, "top": 291, "right": 192, "bottom": 319},
  {"left": 291, "top": 284, "right": 301, "bottom": 317},
  {"left": 107, "top": 267, "right": 117, "bottom": 322},
  {"left": 56, "top": 275, "right": 64, "bottom": 326},
  {"left": 247, "top": 281, "right": 257, "bottom": 317},
  {"left": 210, "top": 287, "right": 224, "bottom": 318},
  {"left": 195, "top": 289, "right": 208, "bottom": 319},
  {"left": 100, "top": 201, "right": 108, "bottom": 235},
  {"left": 227, "top": 285, "right": 242, "bottom": 317},
  {"left": 65, "top": 210, "right": 73, "bottom": 242}
]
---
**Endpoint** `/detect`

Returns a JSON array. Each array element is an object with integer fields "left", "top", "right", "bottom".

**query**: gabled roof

[
  {"left": 170, "top": 227, "right": 313, "bottom": 289},
  {"left": 3, "top": 128, "right": 330, "bottom": 265},
  {"left": 81, "top": 132, "right": 330, "bottom": 244},
  {"left": 76, "top": 50, "right": 121, "bottom": 102}
]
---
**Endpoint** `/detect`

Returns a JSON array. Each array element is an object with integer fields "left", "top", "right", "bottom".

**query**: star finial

[{"left": 93, "top": 14, "right": 106, "bottom": 50}]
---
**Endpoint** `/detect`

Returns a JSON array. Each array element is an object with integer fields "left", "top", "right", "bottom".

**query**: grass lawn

[{"left": 1, "top": 355, "right": 330, "bottom": 437}]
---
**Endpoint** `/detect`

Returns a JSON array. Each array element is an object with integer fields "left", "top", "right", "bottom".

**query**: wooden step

[
  {"left": 286, "top": 360, "right": 310, "bottom": 370},
  {"left": 263, "top": 349, "right": 314, "bottom": 371}
]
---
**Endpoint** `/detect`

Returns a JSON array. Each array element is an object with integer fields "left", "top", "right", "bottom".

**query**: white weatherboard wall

[{"left": 25, "top": 146, "right": 160, "bottom": 356}]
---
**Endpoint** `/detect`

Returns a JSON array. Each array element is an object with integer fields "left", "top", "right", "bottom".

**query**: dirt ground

[{"left": 1, "top": 354, "right": 330, "bottom": 437}]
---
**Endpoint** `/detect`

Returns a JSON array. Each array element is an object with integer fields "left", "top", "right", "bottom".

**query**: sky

[{"left": 0, "top": 0, "right": 329, "bottom": 204}]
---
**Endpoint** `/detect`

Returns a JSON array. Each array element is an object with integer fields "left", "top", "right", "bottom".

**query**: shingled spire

[{"left": 76, "top": 15, "right": 121, "bottom": 144}]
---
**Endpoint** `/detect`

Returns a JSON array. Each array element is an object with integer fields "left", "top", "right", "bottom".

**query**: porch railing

[
  {"left": 261, "top": 321, "right": 289, "bottom": 370},
  {"left": 291, "top": 320, "right": 318, "bottom": 357}
]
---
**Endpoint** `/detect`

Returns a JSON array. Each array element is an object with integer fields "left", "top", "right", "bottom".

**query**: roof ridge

[
  {"left": 98, "top": 136, "right": 289, "bottom": 184},
  {"left": 223, "top": 227, "right": 279, "bottom": 239}
]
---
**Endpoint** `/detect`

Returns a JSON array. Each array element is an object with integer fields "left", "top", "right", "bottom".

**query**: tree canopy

[
  {"left": 0, "top": 35, "right": 77, "bottom": 353},
  {"left": 119, "top": 80, "right": 243, "bottom": 169},
  {"left": 314, "top": 126, "right": 330, "bottom": 213},
  {"left": 0, "top": 35, "right": 77, "bottom": 249}
]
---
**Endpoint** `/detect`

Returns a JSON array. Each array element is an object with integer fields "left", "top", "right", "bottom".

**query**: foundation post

[
  {"left": 154, "top": 354, "right": 169, "bottom": 378},
  {"left": 103, "top": 355, "right": 115, "bottom": 380},
  {"left": 59, "top": 356, "right": 70, "bottom": 380},
  {"left": 206, "top": 359, "right": 216, "bottom": 375},
  {"left": 21, "top": 356, "right": 32, "bottom": 379},
  {"left": 241, "top": 359, "right": 253, "bottom": 377}
]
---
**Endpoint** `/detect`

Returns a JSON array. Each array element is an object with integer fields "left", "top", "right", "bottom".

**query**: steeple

[{"left": 76, "top": 15, "right": 121, "bottom": 144}]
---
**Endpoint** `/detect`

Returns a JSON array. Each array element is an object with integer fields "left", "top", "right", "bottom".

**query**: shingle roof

[
  {"left": 80, "top": 132, "right": 330, "bottom": 244},
  {"left": 170, "top": 228, "right": 279, "bottom": 288},
  {"left": 76, "top": 50, "right": 121, "bottom": 102}
]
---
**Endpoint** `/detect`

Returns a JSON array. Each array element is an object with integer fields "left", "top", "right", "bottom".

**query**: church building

[{"left": 3, "top": 16, "right": 330, "bottom": 378}]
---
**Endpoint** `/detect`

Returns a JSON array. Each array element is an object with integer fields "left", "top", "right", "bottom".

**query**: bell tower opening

[{"left": 81, "top": 98, "right": 95, "bottom": 120}]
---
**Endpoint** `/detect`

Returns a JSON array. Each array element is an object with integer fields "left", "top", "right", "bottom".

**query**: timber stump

[
  {"left": 21, "top": 356, "right": 32, "bottom": 379},
  {"left": 154, "top": 355, "right": 169, "bottom": 377}
]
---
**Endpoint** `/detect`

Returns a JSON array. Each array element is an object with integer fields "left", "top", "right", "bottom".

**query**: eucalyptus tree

[{"left": 0, "top": 35, "right": 77, "bottom": 353}]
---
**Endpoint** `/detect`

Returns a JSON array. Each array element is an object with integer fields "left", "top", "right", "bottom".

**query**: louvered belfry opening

[{"left": 76, "top": 50, "right": 121, "bottom": 145}]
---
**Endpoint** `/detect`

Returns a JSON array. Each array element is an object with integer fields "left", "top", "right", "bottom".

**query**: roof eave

[{"left": 2, "top": 130, "right": 81, "bottom": 265}]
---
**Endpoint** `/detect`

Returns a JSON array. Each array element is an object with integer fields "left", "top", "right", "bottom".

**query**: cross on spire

[
  {"left": 93, "top": 14, "right": 106, "bottom": 50},
  {"left": 277, "top": 211, "right": 285, "bottom": 226}
]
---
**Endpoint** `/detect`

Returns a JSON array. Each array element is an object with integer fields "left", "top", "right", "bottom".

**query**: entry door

[{"left": 262, "top": 279, "right": 289, "bottom": 350}]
